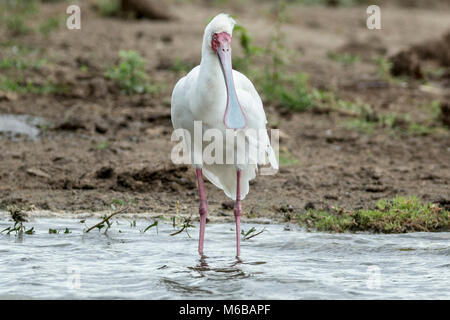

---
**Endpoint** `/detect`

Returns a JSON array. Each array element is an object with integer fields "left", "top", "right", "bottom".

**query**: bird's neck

[
  {"left": 199, "top": 50, "right": 223, "bottom": 86},
  {"left": 195, "top": 47, "right": 227, "bottom": 109}
]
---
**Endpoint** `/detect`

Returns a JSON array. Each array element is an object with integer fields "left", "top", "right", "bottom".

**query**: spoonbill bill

[{"left": 171, "top": 13, "right": 278, "bottom": 257}]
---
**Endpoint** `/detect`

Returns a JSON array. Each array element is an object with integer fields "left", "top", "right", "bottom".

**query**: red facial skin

[{"left": 211, "top": 32, "right": 232, "bottom": 53}]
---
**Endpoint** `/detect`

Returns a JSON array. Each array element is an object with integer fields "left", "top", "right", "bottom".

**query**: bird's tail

[{"left": 202, "top": 163, "right": 257, "bottom": 201}]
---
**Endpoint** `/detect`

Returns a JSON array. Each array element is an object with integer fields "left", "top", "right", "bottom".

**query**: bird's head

[
  {"left": 203, "top": 14, "right": 246, "bottom": 130},
  {"left": 204, "top": 13, "right": 235, "bottom": 53}
]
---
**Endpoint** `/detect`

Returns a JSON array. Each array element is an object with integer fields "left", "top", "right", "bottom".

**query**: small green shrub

[
  {"left": 232, "top": 24, "right": 262, "bottom": 73},
  {"left": 96, "top": 0, "right": 121, "bottom": 17},
  {"left": 233, "top": 3, "right": 315, "bottom": 111},
  {"left": 39, "top": 17, "right": 62, "bottom": 36},
  {"left": 372, "top": 56, "right": 396, "bottom": 82},
  {"left": 258, "top": 71, "right": 315, "bottom": 111},
  {"left": 6, "top": 16, "right": 31, "bottom": 35},
  {"left": 1, "top": 0, "right": 38, "bottom": 36},
  {"left": 105, "top": 50, "right": 152, "bottom": 95}
]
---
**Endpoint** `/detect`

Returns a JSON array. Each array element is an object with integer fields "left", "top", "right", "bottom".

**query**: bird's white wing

[
  {"left": 171, "top": 66, "right": 203, "bottom": 166},
  {"left": 171, "top": 66, "right": 200, "bottom": 131},
  {"left": 234, "top": 70, "right": 278, "bottom": 170}
]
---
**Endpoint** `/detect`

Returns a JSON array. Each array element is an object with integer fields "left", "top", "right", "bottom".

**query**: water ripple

[{"left": 0, "top": 218, "right": 449, "bottom": 299}]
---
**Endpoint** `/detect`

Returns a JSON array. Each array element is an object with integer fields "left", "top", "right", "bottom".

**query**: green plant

[
  {"left": 260, "top": 1, "right": 311, "bottom": 110},
  {"left": 84, "top": 206, "right": 128, "bottom": 233},
  {"left": 96, "top": 0, "right": 121, "bottom": 17},
  {"left": 6, "top": 16, "right": 31, "bottom": 35},
  {"left": 312, "top": 88, "right": 375, "bottom": 118},
  {"left": 310, "top": 89, "right": 439, "bottom": 135},
  {"left": 1, "top": 0, "right": 38, "bottom": 36},
  {"left": 260, "top": 71, "right": 315, "bottom": 111},
  {"left": 39, "top": 17, "right": 62, "bottom": 36},
  {"left": 142, "top": 221, "right": 158, "bottom": 234},
  {"left": 234, "top": 2, "right": 315, "bottom": 111},
  {"left": 232, "top": 24, "right": 262, "bottom": 72},
  {"left": 424, "top": 66, "right": 446, "bottom": 79},
  {"left": 128, "top": 220, "right": 137, "bottom": 228},
  {"left": 372, "top": 56, "right": 402, "bottom": 83},
  {"left": 0, "top": 76, "right": 65, "bottom": 94},
  {"left": 93, "top": 141, "right": 110, "bottom": 150},
  {"left": 170, "top": 201, "right": 195, "bottom": 237},
  {"left": 327, "top": 51, "right": 360, "bottom": 65},
  {"left": 295, "top": 196, "right": 449, "bottom": 233},
  {"left": 0, "top": 206, "right": 34, "bottom": 235},
  {"left": 344, "top": 118, "right": 376, "bottom": 133},
  {"left": 0, "top": 45, "right": 46, "bottom": 71},
  {"left": 170, "top": 216, "right": 195, "bottom": 237},
  {"left": 241, "top": 227, "right": 266, "bottom": 240},
  {"left": 170, "top": 58, "right": 196, "bottom": 73},
  {"left": 428, "top": 100, "right": 441, "bottom": 121},
  {"left": 111, "top": 199, "right": 126, "bottom": 207},
  {"left": 278, "top": 148, "right": 299, "bottom": 166},
  {"left": 407, "top": 123, "right": 434, "bottom": 136},
  {"left": 105, "top": 50, "right": 152, "bottom": 94}
]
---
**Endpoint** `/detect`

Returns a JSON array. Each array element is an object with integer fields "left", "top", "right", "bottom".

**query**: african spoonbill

[{"left": 171, "top": 13, "right": 278, "bottom": 257}]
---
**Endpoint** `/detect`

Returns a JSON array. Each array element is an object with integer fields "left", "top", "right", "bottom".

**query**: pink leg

[
  {"left": 234, "top": 170, "right": 242, "bottom": 257},
  {"left": 196, "top": 168, "right": 208, "bottom": 256}
]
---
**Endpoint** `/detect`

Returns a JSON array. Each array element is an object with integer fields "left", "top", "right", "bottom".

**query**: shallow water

[
  {"left": 0, "top": 114, "right": 46, "bottom": 141},
  {"left": 0, "top": 218, "right": 448, "bottom": 299}
]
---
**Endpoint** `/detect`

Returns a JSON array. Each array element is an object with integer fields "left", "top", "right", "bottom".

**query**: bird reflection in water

[{"left": 188, "top": 255, "right": 265, "bottom": 280}]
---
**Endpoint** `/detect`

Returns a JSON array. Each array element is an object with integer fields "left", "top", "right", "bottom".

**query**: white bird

[{"left": 171, "top": 13, "right": 278, "bottom": 257}]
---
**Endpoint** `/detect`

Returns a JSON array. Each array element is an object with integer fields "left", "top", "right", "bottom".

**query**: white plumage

[{"left": 171, "top": 13, "right": 278, "bottom": 201}]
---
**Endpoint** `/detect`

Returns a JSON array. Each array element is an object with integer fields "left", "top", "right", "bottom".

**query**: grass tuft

[
  {"left": 96, "top": 0, "right": 121, "bottom": 17},
  {"left": 170, "top": 58, "right": 196, "bottom": 74},
  {"left": 0, "top": 45, "right": 46, "bottom": 71},
  {"left": 295, "top": 196, "right": 449, "bottom": 233},
  {"left": 327, "top": 51, "right": 360, "bottom": 65},
  {"left": 0, "top": 76, "right": 65, "bottom": 94},
  {"left": 105, "top": 50, "right": 154, "bottom": 95},
  {"left": 39, "top": 16, "right": 62, "bottom": 36},
  {"left": 1, "top": 0, "right": 38, "bottom": 36}
]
